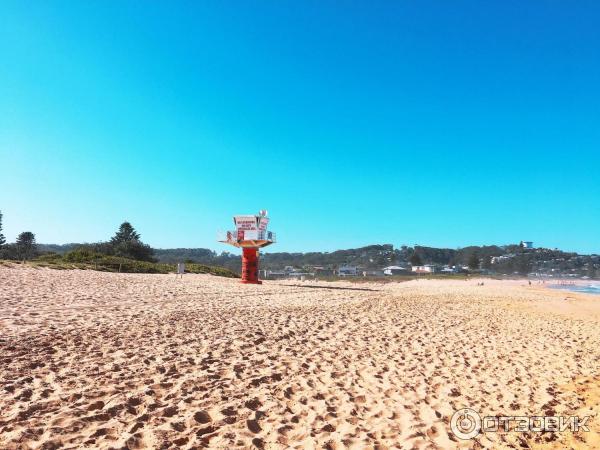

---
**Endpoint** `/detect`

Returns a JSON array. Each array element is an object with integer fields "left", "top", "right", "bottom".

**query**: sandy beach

[{"left": 1, "top": 266, "right": 599, "bottom": 449}]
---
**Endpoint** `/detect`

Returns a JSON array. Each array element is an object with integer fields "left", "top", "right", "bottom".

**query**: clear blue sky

[{"left": 1, "top": 1, "right": 599, "bottom": 254}]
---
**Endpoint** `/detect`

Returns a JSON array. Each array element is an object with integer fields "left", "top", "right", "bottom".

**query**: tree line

[
  {"left": 0, "top": 211, "right": 155, "bottom": 263},
  {"left": 2, "top": 210, "right": 596, "bottom": 277},
  {"left": 0, "top": 211, "right": 38, "bottom": 261}
]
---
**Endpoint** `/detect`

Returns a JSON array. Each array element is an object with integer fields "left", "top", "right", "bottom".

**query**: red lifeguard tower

[{"left": 218, "top": 210, "right": 276, "bottom": 284}]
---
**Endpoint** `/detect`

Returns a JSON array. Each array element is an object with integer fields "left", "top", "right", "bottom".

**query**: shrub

[
  {"left": 36, "top": 252, "right": 63, "bottom": 262},
  {"left": 112, "top": 240, "right": 156, "bottom": 262},
  {"left": 63, "top": 248, "right": 106, "bottom": 263}
]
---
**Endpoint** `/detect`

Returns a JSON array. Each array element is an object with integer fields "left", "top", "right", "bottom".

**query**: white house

[
  {"left": 491, "top": 254, "right": 514, "bottom": 264},
  {"left": 383, "top": 266, "right": 407, "bottom": 275},
  {"left": 262, "top": 270, "right": 287, "bottom": 280},
  {"left": 288, "top": 272, "right": 313, "bottom": 279},
  {"left": 411, "top": 265, "right": 436, "bottom": 274},
  {"left": 520, "top": 241, "right": 534, "bottom": 249},
  {"left": 363, "top": 269, "right": 385, "bottom": 277}
]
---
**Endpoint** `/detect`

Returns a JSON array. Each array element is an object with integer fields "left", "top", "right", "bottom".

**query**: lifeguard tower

[{"left": 218, "top": 210, "right": 276, "bottom": 284}]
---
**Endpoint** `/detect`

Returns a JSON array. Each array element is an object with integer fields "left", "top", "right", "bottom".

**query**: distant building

[
  {"left": 313, "top": 267, "right": 335, "bottom": 276},
  {"left": 288, "top": 272, "right": 314, "bottom": 279},
  {"left": 411, "top": 265, "right": 436, "bottom": 274},
  {"left": 492, "top": 254, "right": 514, "bottom": 264},
  {"left": 520, "top": 241, "right": 534, "bottom": 249},
  {"left": 382, "top": 266, "right": 408, "bottom": 275},
  {"left": 363, "top": 269, "right": 385, "bottom": 277},
  {"left": 261, "top": 270, "right": 288, "bottom": 280},
  {"left": 338, "top": 265, "right": 358, "bottom": 276}
]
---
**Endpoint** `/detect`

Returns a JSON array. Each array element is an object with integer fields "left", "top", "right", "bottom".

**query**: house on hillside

[
  {"left": 338, "top": 265, "right": 358, "bottom": 276},
  {"left": 491, "top": 255, "right": 514, "bottom": 264},
  {"left": 383, "top": 266, "right": 408, "bottom": 275},
  {"left": 261, "top": 270, "right": 288, "bottom": 280},
  {"left": 411, "top": 265, "right": 437, "bottom": 274},
  {"left": 520, "top": 241, "right": 534, "bottom": 249},
  {"left": 313, "top": 266, "right": 336, "bottom": 276},
  {"left": 363, "top": 269, "right": 385, "bottom": 277},
  {"left": 288, "top": 271, "right": 314, "bottom": 280}
]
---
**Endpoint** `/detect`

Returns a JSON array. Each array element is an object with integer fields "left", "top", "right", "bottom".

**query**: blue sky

[{"left": 1, "top": 1, "right": 599, "bottom": 254}]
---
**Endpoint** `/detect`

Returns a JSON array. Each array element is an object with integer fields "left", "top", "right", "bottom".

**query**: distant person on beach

[{"left": 177, "top": 262, "right": 185, "bottom": 278}]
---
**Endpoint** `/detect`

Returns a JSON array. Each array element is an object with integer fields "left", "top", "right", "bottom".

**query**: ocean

[{"left": 551, "top": 284, "right": 600, "bottom": 296}]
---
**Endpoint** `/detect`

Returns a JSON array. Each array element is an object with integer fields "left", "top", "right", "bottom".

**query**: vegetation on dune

[
  {"left": 0, "top": 216, "right": 236, "bottom": 278},
  {"left": 30, "top": 221, "right": 157, "bottom": 264},
  {"left": 108, "top": 222, "right": 156, "bottom": 262},
  {"left": 32, "top": 249, "right": 238, "bottom": 277},
  {"left": 43, "top": 229, "right": 237, "bottom": 276},
  {"left": 0, "top": 231, "right": 39, "bottom": 261}
]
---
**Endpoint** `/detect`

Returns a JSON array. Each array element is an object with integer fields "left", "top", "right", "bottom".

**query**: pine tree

[
  {"left": 109, "top": 221, "right": 155, "bottom": 262},
  {"left": 110, "top": 222, "right": 140, "bottom": 244},
  {"left": 0, "top": 210, "right": 6, "bottom": 247},
  {"left": 16, "top": 231, "right": 36, "bottom": 261}
]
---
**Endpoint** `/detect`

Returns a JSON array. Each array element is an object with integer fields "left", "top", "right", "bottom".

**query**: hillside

[{"left": 37, "top": 243, "right": 598, "bottom": 277}]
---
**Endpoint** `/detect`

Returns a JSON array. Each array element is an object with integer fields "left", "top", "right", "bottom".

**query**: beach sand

[{"left": 1, "top": 266, "right": 599, "bottom": 449}]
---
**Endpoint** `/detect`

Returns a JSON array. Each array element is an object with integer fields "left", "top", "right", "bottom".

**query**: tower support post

[{"left": 241, "top": 247, "right": 261, "bottom": 284}]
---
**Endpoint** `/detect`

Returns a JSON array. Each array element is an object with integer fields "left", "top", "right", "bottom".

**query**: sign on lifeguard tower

[{"left": 218, "top": 210, "right": 276, "bottom": 284}]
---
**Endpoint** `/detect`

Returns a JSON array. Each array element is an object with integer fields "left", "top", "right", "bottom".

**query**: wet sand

[{"left": 1, "top": 266, "right": 599, "bottom": 449}]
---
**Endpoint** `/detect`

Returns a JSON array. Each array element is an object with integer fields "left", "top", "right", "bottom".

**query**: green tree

[
  {"left": 468, "top": 252, "right": 480, "bottom": 271},
  {"left": 481, "top": 255, "right": 492, "bottom": 271},
  {"left": 0, "top": 210, "right": 5, "bottom": 247},
  {"left": 410, "top": 252, "right": 423, "bottom": 266},
  {"left": 110, "top": 222, "right": 140, "bottom": 245},
  {"left": 109, "top": 222, "right": 155, "bottom": 262},
  {"left": 16, "top": 231, "right": 37, "bottom": 261},
  {"left": 113, "top": 240, "right": 156, "bottom": 262}
]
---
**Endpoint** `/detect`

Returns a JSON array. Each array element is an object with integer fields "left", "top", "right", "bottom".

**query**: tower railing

[{"left": 217, "top": 230, "right": 276, "bottom": 244}]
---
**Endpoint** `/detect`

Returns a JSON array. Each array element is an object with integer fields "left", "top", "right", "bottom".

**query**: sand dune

[{"left": 0, "top": 266, "right": 598, "bottom": 449}]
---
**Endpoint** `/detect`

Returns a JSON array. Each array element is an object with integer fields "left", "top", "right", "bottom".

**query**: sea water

[{"left": 551, "top": 284, "right": 600, "bottom": 295}]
